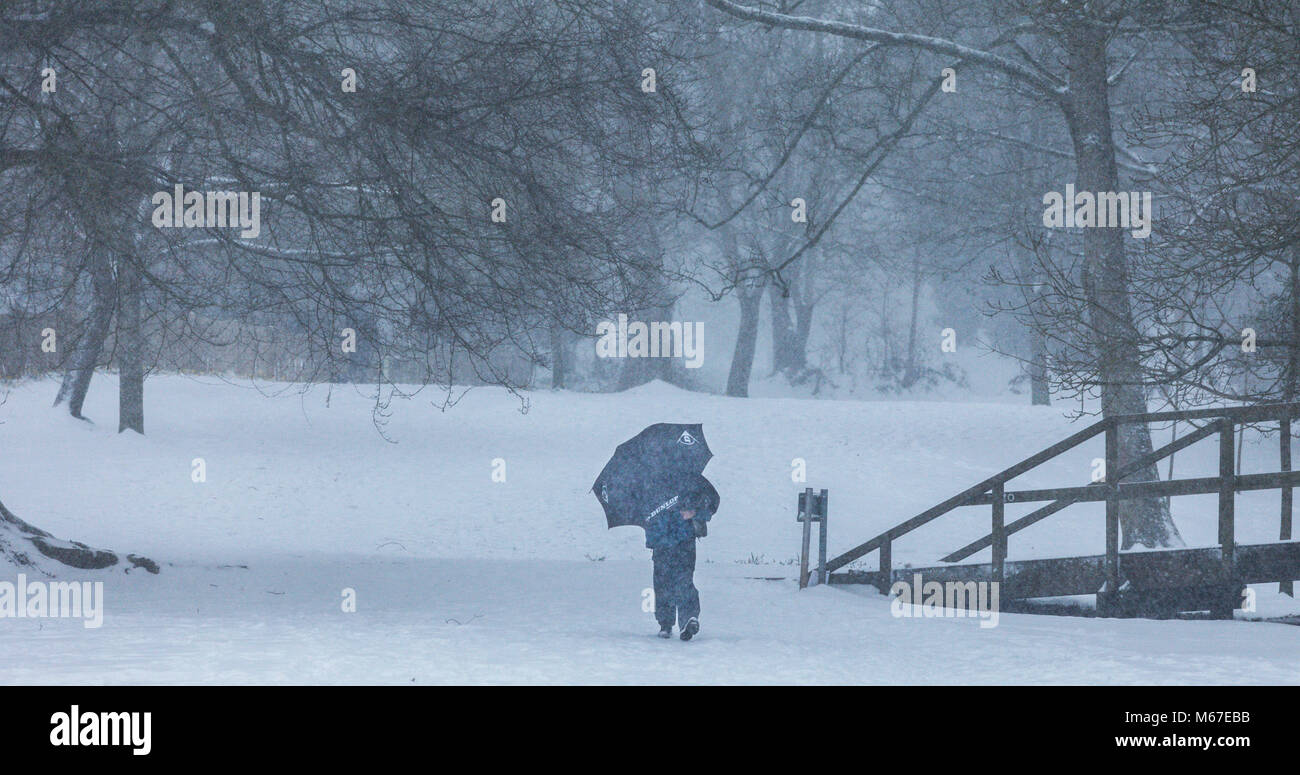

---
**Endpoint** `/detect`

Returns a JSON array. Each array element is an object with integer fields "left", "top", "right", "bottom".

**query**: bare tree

[{"left": 704, "top": 0, "right": 1192, "bottom": 548}]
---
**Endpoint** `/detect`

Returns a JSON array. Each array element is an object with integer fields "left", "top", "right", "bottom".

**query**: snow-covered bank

[
  {"left": 2, "top": 374, "right": 1299, "bottom": 684},
  {"left": 3, "top": 374, "right": 1089, "bottom": 568},
  {"left": 7, "top": 374, "right": 1296, "bottom": 567},
  {"left": 4, "top": 556, "right": 1298, "bottom": 685}
]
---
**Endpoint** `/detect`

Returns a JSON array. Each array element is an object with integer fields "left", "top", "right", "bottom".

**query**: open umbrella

[{"left": 592, "top": 423, "right": 712, "bottom": 529}]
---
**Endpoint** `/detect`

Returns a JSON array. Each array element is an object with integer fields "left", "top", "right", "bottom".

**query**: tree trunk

[
  {"left": 117, "top": 256, "right": 144, "bottom": 434},
  {"left": 1065, "top": 21, "right": 1180, "bottom": 549},
  {"left": 767, "top": 283, "right": 798, "bottom": 375},
  {"left": 836, "top": 309, "right": 849, "bottom": 375},
  {"left": 1284, "top": 245, "right": 1300, "bottom": 403},
  {"left": 727, "top": 283, "right": 764, "bottom": 397},
  {"left": 54, "top": 249, "right": 116, "bottom": 419},
  {"left": 549, "top": 319, "right": 567, "bottom": 389},
  {"left": 617, "top": 299, "right": 678, "bottom": 390},
  {"left": 1281, "top": 245, "right": 1299, "bottom": 595},
  {"left": 1030, "top": 324, "right": 1050, "bottom": 405},
  {"left": 793, "top": 298, "right": 814, "bottom": 370},
  {"left": 903, "top": 251, "right": 922, "bottom": 388},
  {"left": 1021, "top": 248, "right": 1051, "bottom": 406}
]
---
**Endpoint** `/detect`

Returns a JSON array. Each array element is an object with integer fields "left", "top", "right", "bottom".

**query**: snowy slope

[
  {"left": 1, "top": 374, "right": 1298, "bottom": 684},
  {"left": 4, "top": 557, "right": 1298, "bottom": 685}
]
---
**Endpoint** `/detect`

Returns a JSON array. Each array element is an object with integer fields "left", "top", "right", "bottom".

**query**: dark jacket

[{"left": 645, "top": 473, "right": 719, "bottom": 549}]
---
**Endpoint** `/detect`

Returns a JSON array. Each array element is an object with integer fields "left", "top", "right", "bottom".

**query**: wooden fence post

[
  {"left": 1101, "top": 421, "right": 1120, "bottom": 614},
  {"left": 879, "top": 535, "right": 892, "bottom": 596},
  {"left": 991, "top": 482, "right": 1005, "bottom": 587},
  {"left": 1216, "top": 418, "right": 1237, "bottom": 619},
  {"left": 799, "top": 487, "right": 813, "bottom": 589},
  {"left": 817, "top": 488, "right": 829, "bottom": 586},
  {"left": 1282, "top": 416, "right": 1294, "bottom": 597}
]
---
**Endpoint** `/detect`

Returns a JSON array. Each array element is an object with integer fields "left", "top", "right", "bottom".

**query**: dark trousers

[{"left": 652, "top": 538, "right": 700, "bottom": 628}]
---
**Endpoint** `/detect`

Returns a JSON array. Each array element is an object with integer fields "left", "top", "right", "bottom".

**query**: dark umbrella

[{"left": 592, "top": 423, "right": 712, "bottom": 529}]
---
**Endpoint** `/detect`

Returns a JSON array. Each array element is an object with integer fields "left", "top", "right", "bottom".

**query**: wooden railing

[{"left": 823, "top": 402, "right": 1300, "bottom": 598}]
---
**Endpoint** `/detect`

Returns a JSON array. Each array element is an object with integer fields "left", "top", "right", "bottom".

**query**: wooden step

[{"left": 829, "top": 541, "right": 1300, "bottom": 619}]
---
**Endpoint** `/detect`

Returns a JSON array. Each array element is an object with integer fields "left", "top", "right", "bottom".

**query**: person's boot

[
  {"left": 680, "top": 617, "right": 699, "bottom": 641},
  {"left": 657, "top": 624, "right": 673, "bottom": 639}
]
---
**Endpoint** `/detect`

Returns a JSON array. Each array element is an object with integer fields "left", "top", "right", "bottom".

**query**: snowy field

[{"left": 2, "top": 374, "right": 1299, "bottom": 684}]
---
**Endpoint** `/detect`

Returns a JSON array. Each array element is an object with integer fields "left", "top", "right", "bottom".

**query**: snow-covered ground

[{"left": 2, "top": 374, "right": 1299, "bottom": 684}]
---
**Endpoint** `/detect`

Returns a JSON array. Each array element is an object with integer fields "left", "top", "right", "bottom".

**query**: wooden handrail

[
  {"left": 825, "top": 402, "right": 1300, "bottom": 576},
  {"left": 1110, "top": 401, "right": 1300, "bottom": 426},
  {"left": 823, "top": 417, "right": 1112, "bottom": 572},
  {"left": 942, "top": 420, "right": 1221, "bottom": 562}
]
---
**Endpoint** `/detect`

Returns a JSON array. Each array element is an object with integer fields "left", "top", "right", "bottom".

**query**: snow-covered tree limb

[{"left": 702, "top": 0, "right": 1068, "bottom": 101}]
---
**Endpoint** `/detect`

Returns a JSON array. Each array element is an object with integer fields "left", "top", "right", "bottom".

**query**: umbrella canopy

[{"left": 592, "top": 423, "right": 712, "bottom": 529}]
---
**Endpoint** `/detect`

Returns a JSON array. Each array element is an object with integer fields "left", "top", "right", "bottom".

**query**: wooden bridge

[{"left": 796, "top": 403, "right": 1300, "bottom": 618}]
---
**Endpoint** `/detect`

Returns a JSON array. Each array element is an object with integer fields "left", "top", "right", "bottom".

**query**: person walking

[{"left": 645, "top": 472, "right": 718, "bottom": 641}]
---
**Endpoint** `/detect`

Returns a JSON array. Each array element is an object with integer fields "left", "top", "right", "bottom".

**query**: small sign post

[{"left": 797, "top": 488, "right": 829, "bottom": 588}]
